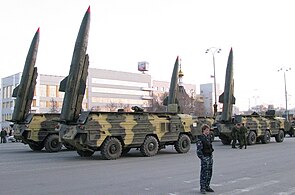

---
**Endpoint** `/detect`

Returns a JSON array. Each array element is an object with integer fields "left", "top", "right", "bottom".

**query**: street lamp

[
  {"left": 278, "top": 67, "right": 291, "bottom": 121},
  {"left": 205, "top": 47, "right": 221, "bottom": 117}
]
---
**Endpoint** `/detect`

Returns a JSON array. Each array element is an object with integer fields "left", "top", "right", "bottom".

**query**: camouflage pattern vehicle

[
  {"left": 285, "top": 120, "right": 295, "bottom": 137},
  {"left": 214, "top": 48, "right": 290, "bottom": 146},
  {"left": 218, "top": 111, "right": 288, "bottom": 145},
  {"left": 13, "top": 113, "right": 63, "bottom": 152},
  {"left": 59, "top": 106, "right": 200, "bottom": 160},
  {"left": 58, "top": 53, "right": 202, "bottom": 159}
]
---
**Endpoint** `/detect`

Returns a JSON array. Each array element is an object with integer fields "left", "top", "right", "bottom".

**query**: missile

[
  {"left": 218, "top": 48, "right": 235, "bottom": 122},
  {"left": 59, "top": 6, "right": 90, "bottom": 122},
  {"left": 11, "top": 28, "right": 40, "bottom": 122},
  {"left": 168, "top": 56, "right": 180, "bottom": 105},
  {"left": 162, "top": 56, "right": 180, "bottom": 112}
]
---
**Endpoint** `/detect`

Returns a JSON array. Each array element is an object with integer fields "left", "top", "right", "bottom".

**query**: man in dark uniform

[
  {"left": 231, "top": 123, "right": 240, "bottom": 148},
  {"left": 238, "top": 123, "right": 247, "bottom": 149},
  {"left": 196, "top": 124, "right": 214, "bottom": 194},
  {"left": 1, "top": 128, "right": 7, "bottom": 143}
]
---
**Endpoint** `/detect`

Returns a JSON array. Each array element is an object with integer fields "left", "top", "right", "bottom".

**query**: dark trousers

[
  {"left": 1, "top": 136, "right": 7, "bottom": 143},
  {"left": 200, "top": 156, "right": 213, "bottom": 190},
  {"left": 232, "top": 138, "right": 237, "bottom": 148}
]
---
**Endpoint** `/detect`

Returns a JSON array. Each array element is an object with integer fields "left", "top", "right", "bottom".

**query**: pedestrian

[
  {"left": 231, "top": 123, "right": 240, "bottom": 148},
  {"left": 238, "top": 123, "right": 247, "bottom": 149},
  {"left": 196, "top": 124, "right": 214, "bottom": 194},
  {"left": 1, "top": 128, "right": 7, "bottom": 143}
]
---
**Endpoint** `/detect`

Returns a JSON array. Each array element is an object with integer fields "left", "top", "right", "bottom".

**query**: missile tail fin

[
  {"left": 12, "top": 86, "right": 19, "bottom": 98},
  {"left": 59, "top": 76, "right": 68, "bottom": 92},
  {"left": 219, "top": 92, "right": 224, "bottom": 103},
  {"left": 232, "top": 96, "right": 236, "bottom": 104}
]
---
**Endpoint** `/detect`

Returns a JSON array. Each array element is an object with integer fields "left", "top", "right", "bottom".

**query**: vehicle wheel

[
  {"left": 247, "top": 131, "right": 257, "bottom": 145},
  {"left": 101, "top": 137, "right": 122, "bottom": 160},
  {"left": 289, "top": 128, "right": 294, "bottom": 137},
  {"left": 275, "top": 130, "right": 284, "bottom": 143},
  {"left": 174, "top": 134, "right": 191, "bottom": 153},
  {"left": 140, "top": 136, "right": 159, "bottom": 157},
  {"left": 121, "top": 147, "right": 131, "bottom": 155},
  {"left": 221, "top": 138, "right": 231, "bottom": 145},
  {"left": 261, "top": 131, "right": 271, "bottom": 144},
  {"left": 44, "top": 134, "right": 62, "bottom": 152},
  {"left": 63, "top": 142, "right": 75, "bottom": 150},
  {"left": 77, "top": 150, "right": 94, "bottom": 157},
  {"left": 209, "top": 131, "right": 215, "bottom": 142},
  {"left": 29, "top": 143, "right": 44, "bottom": 151}
]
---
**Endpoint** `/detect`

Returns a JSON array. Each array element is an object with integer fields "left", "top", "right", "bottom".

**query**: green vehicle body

[
  {"left": 12, "top": 113, "right": 66, "bottom": 152},
  {"left": 58, "top": 108, "right": 200, "bottom": 160},
  {"left": 217, "top": 113, "right": 289, "bottom": 145}
]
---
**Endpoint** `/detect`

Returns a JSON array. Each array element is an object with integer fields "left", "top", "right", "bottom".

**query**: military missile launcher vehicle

[
  {"left": 8, "top": 28, "right": 65, "bottom": 152},
  {"left": 218, "top": 111, "right": 288, "bottom": 145},
  {"left": 11, "top": 6, "right": 91, "bottom": 152},
  {"left": 216, "top": 48, "right": 290, "bottom": 145},
  {"left": 58, "top": 53, "right": 201, "bottom": 160}
]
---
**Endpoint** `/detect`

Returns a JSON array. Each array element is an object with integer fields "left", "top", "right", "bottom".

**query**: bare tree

[
  {"left": 106, "top": 102, "right": 117, "bottom": 112},
  {"left": 91, "top": 106, "right": 101, "bottom": 111}
]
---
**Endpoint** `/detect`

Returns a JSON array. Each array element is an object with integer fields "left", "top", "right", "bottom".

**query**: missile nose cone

[
  {"left": 37, "top": 27, "right": 40, "bottom": 33},
  {"left": 87, "top": 6, "right": 90, "bottom": 13}
]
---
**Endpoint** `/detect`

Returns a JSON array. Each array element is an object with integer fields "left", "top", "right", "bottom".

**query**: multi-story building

[
  {"left": 200, "top": 83, "right": 222, "bottom": 116},
  {"left": 87, "top": 68, "right": 152, "bottom": 111},
  {"left": 0, "top": 68, "right": 153, "bottom": 129}
]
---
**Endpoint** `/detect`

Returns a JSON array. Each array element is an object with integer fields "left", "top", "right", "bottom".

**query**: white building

[
  {"left": 0, "top": 68, "right": 153, "bottom": 129},
  {"left": 200, "top": 83, "right": 222, "bottom": 116}
]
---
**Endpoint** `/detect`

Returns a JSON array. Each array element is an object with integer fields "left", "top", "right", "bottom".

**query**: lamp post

[
  {"left": 205, "top": 47, "right": 221, "bottom": 117},
  {"left": 278, "top": 67, "right": 291, "bottom": 121}
]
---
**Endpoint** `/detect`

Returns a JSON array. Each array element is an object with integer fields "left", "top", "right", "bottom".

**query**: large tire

[
  {"left": 44, "top": 134, "right": 62, "bottom": 152},
  {"left": 29, "top": 143, "right": 44, "bottom": 151},
  {"left": 174, "top": 134, "right": 191, "bottom": 153},
  {"left": 221, "top": 138, "right": 231, "bottom": 145},
  {"left": 77, "top": 150, "right": 94, "bottom": 157},
  {"left": 261, "top": 130, "right": 271, "bottom": 144},
  {"left": 247, "top": 131, "right": 257, "bottom": 145},
  {"left": 140, "top": 136, "right": 159, "bottom": 157},
  {"left": 101, "top": 137, "right": 122, "bottom": 160},
  {"left": 288, "top": 127, "right": 294, "bottom": 137},
  {"left": 275, "top": 130, "right": 284, "bottom": 143}
]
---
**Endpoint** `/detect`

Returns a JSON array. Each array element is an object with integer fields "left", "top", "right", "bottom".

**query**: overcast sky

[{"left": 0, "top": 0, "right": 294, "bottom": 111}]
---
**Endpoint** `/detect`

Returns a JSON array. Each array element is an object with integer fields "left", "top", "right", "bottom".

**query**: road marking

[
  {"left": 211, "top": 177, "right": 252, "bottom": 187},
  {"left": 219, "top": 180, "right": 279, "bottom": 195},
  {"left": 277, "top": 187, "right": 295, "bottom": 195},
  {"left": 183, "top": 178, "right": 199, "bottom": 183}
]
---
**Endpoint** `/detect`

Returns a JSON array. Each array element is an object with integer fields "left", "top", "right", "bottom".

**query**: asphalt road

[{"left": 1, "top": 137, "right": 295, "bottom": 195}]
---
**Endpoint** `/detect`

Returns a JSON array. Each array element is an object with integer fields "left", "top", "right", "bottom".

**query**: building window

[
  {"left": 91, "top": 87, "right": 150, "bottom": 96},
  {"left": 32, "top": 99, "right": 36, "bottom": 107},
  {"left": 92, "top": 78, "right": 148, "bottom": 88},
  {"left": 48, "top": 85, "right": 57, "bottom": 97},
  {"left": 40, "top": 85, "right": 47, "bottom": 97}
]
